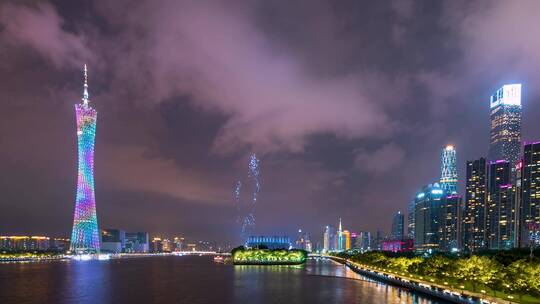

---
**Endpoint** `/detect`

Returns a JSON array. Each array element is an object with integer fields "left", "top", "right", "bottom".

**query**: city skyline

[{"left": 3, "top": 1, "right": 540, "bottom": 242}]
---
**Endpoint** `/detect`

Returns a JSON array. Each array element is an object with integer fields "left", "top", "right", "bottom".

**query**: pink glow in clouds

[{"left": 1, "top": 1, "right": 390, "bottom": 153}]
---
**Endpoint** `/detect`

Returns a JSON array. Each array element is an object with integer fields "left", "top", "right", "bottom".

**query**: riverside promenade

[{"left": 326, "top": 256, "right": 517, "bottom": 304}]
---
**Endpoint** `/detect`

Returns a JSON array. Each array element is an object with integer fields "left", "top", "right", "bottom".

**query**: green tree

[{"left": 454, "top": 256, "right": 501, "bottom": 292}]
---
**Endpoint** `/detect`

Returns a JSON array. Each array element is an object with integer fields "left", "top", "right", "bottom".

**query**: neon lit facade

[
  {"left": 488, "top": 84, "right": 522, "bottom": 166},
  {"left": 440, "top": 145, "right": 458, "bottom": 194},
  {"left": 70, "top": 65, "right": 100, "bottom": 254}
]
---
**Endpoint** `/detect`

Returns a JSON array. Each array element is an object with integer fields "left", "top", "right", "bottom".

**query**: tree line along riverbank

[{"left": 333, "top": 249, "right": 540, "bottom": 304}]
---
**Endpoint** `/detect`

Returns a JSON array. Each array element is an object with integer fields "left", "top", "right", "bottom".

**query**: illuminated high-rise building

[
  {"left": 486, "top": 160, "right": 515, "bottom": 249},
  {"left": 342, "top": 230, "right": 351, "bottom": 250},
  {"left": 390, "top": 211, "right": 404, "bottom": 240},
  {"left": 337, "top": 218, "right": 343, "bottom": 251},
  {"left": 323, "top": 225, "right": 335, "bottom": 252},
  {"left": 70, "top": 65, "right": 100, "bottom": 254},
  {"left": 440, "top": 194, "right": 461, "bottom": 252},
  {"left": 413, "top": 183, "right": 445, "bottom": 252},
  {"left": 440, "top": 145, "right": 458, "bottom": 194},
  {"left": 413, "top": 183, "right": 459, "bottom": 252},
  {"left": 488, "top": 84, "right": 522, "bottom": 166},
  {"left": 520, "top": 142, "right": 540, "bottom": 248},
  {"left": 463, "top": 158, "right": 487, "bottom": 252},
  {"left": 359, "top": 231, "right": 371, "bottom": 251}
]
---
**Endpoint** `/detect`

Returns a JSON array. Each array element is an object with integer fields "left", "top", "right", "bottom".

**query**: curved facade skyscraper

[{"left": 70, "top": 65, "right": 100, "bottom": 254}]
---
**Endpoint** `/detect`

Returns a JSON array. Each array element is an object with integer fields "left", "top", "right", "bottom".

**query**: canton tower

[{"left": 70, "top": 65, "right": 100, "bottom": 254}]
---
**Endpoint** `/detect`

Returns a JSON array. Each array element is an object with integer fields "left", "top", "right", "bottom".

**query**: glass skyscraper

[
  {"left": 70, "top": 65, "right": 100, "bottom": 254},
  {"left": 413, "top": 183, "right": 445, "bottom": 252},
  {"left": 390, "top": 211, "right": 404, "bottom": 240},
  {"left": 440, "top": 145, "right": 458, "bottom": 194},
  {"left": 413, "top": 183, "right": 459, "bottom": 252},
  {"left": 488, "top": 84, "right": 522, "bottom": 166}
]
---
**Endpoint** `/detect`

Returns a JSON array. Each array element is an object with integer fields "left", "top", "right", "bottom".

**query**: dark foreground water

[{"left": 0, "top": 256, "right": 449, "bottom": 304}]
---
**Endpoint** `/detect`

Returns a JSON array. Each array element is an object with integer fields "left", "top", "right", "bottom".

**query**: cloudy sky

[{"left": 1, "top": 0, "right": 540, "bottom": 244}]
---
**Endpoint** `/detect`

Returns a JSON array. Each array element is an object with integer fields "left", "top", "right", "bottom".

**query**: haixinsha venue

[{"left": 232, "top": 247, "right": 307, "bottom": 265}]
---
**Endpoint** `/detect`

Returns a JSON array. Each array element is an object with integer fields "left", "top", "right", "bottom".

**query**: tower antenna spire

[{"left": 83, "top": 64, "right": 89, "bottom": 106}]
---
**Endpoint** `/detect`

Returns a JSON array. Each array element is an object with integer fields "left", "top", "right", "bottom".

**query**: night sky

[{"left": 1, "top": 0, "right": 540, "bottom": 244}]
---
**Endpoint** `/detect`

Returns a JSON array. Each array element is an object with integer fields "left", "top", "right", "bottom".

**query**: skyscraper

[
  {"left": 337, "top": 218, "right": 343, "bottom": 251},
  {"left": 488, "top": 84, "right": 522, "bottom": 166},
  {"left": 359, "top": 231, "right": 371, "bottom": 251},
  {"left": 323, "top": 225, "right": 337, "bottom": 252},
  {"left": 390, "top": 211, "right": 404, "bottom": 240},
  {"left": 440, "top": 195, "right": 461, "bottom": 252},
  {"left": 440, "top": 145, "right": 458, "bottom": 194},
  {"left": 486, "top": 160, "right": 515, "bottom": 249},
  {"left": 342, "top": 230, "right": 351, "bottom": 250},
  {"left": 407, "top": 200, "right": 415, "bottom": 239},
  {"left": 520, "top": 142, "right": 540, "bottom": 248},
  {"left": 323, "top": 226, "right": 330, "bottom": 252},
  {"left": 413, "top": 183, "right": 459, "bottom": 252},
  {"left": 463, "top": 158, "right": 487, "bottom": 252},
  {"left": 70, "top": 65, "right": 100, "bottom": 254},
  {"left": 414, "top": 183, "right": 445, "bottom": 252}
]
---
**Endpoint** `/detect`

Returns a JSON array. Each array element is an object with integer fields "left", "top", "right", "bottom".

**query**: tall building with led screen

[
  {"left": 488, "top": 84, "right": 522, "bottom": 166},
  {"left": 70, "top": 65, "right": 100, "bottom": 254}
]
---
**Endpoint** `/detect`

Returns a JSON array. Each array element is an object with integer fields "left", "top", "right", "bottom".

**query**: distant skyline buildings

[
  {"left": 323, "top": 225, "right": 334, "bottom": 252},
  {"left": 488, "top": 84, "right": 522, "bottom": 166},
  {"left": 70, "top": 65, "right": 100, "bottom": 254},
  {"left": 440, "top": 145, "right": 458, "bottom": 194}
]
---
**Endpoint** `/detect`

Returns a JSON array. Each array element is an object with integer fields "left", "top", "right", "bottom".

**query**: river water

[{"left": 0, "top": 256, "right": 449, "bottom": 304}]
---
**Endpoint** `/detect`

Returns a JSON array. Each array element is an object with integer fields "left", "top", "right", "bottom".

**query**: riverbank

[{"left": 329, "top": 256, "right": 517, "bottom": 304}]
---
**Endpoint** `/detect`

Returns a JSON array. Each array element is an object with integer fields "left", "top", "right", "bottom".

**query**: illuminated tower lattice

[
  {"left": 70, "top": 65, "right": 100, "bottom": 254},
  {"left": 440, "top": 145, "right": 458, "bottom": 194}
]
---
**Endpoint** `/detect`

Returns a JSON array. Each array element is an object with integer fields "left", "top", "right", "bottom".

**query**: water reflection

[
  {"left": 0, "top": 256, "right": 448, "bottom": 304},
  {"left": 233, "top": 258, "right": 448, "bottom": 304}
]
